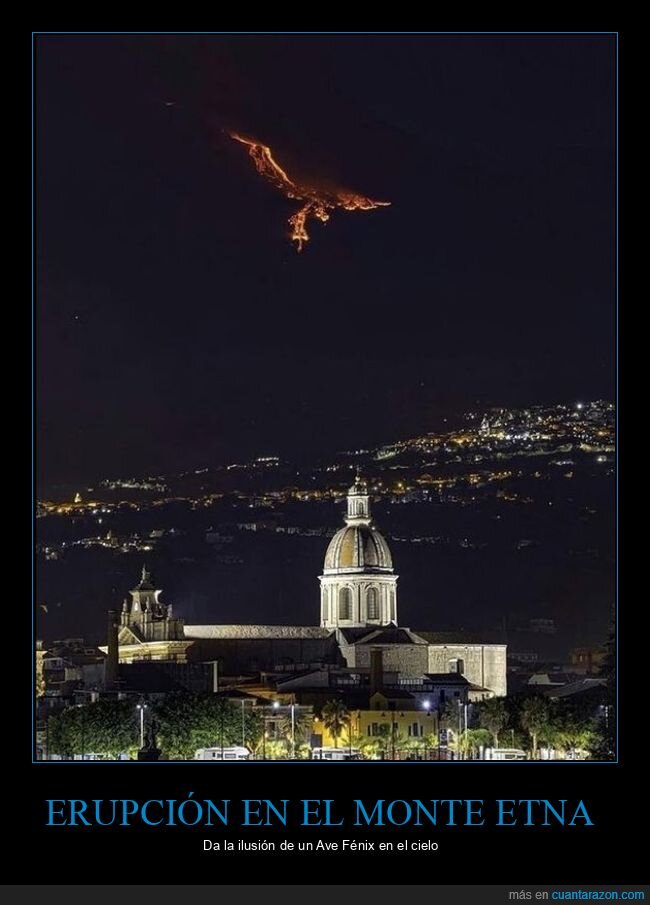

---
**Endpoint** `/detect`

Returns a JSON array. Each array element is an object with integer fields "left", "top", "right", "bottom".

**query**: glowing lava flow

[{"left": 229, "top": 132, "right": 390, "bottom": 251}]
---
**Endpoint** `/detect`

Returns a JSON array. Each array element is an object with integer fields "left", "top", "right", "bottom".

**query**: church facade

[{"left": 108, "top": 477, "right": 507, "bottom": 697}]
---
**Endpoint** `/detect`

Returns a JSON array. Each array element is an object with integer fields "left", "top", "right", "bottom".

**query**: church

[{"left": 105, "top": 476, "right": 507, "bottom": 698}]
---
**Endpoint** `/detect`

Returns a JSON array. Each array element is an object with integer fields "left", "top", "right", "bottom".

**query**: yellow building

[{"left": 313, "top": 691, "right": 438, "bottom": 756}]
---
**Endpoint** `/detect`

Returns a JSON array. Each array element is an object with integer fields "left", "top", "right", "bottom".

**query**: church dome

[{"left": 323, "top": 523, "right": 393, "bottom": 573}]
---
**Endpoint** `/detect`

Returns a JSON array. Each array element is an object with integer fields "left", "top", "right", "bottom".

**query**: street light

[
  {"left": 463, "top": 701, "right": 470, "bottom": 759},
  {"left": 421, "top": 699, "right": 431, "bottom": 761},
  {"left": 74, "top": 698, "right": 89, "bottom": 762},
  {"left": 262, "top": 720, "right": 267, "bottom": 761},
  {"left": 273, "top": 700, "right": 296, "bottom": 759},
  {"left": 600, "top": 704, "right": 611, "bottom": 730},
  {"left": 240, "top": 698, "right": 254, "bottom": 749},
  {"left": 271, "top": 700, "right": 280, "bottom": 760},
  {"left": 349, "top": 712, "right": 355, "bottom": 759},
  {"left": 136, "top": 701, "right": 148, "bottom": 749}
]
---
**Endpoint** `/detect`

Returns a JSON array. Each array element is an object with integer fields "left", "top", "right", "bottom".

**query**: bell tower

[{"left": 120, "top": 566, "right": 184, "bottom": 642}]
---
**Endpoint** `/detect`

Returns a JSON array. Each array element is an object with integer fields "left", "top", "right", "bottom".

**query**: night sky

[{"left": 36, "top": 34, "right": 615, "bottom": 488}]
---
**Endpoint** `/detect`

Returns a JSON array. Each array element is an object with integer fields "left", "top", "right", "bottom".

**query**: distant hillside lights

[{"left": 37, "top": 400, "right": 613, "bottom": 523}]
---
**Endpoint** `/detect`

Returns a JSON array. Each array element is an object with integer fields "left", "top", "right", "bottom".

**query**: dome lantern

[{"left": 346, "top": 474, "right": 371, "bottom": 525}]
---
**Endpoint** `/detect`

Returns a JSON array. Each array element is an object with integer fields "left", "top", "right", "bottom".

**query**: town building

[{"left": 102, "top": 477, "right": 507, "bottom": 698}]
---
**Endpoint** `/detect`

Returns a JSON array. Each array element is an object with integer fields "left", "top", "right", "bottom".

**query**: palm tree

[
  {"left": 404, "top": 734, "right": 428, "bottom": 759},
  {"left": 468, "top": 728, "right": 492, "bottom": 759},
  {"left": 478, "top": 698, "right": 507, "bottom": 748},
  {"left": 520, "top": 696, "right": 551, "bottom": 760},
  {"left": 359, "top": 737, "right": 382, "bottom": 760},
  {"left": 321, "top": 700, "right": 349, "bottom": 748},
  {"left": 555, "top": 713, "right": 596, "bottom": 761},
  {"left": 538, "top": 719, "right": 562, "bottom": 759},
  {"left": 278, "top": 709, "right": 312, "bottom": 754}
]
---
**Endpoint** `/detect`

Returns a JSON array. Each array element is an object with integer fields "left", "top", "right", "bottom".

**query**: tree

[
  {"left": 48, "top": 700, "right": 139, "bottom": 758},
  {"left": 278, "top": 708, "right": 313, "bottom": 758},
  {"left": 370, "top": 722, "right": 392, "bottom": 759},
  {"left": 340, "top": 723, "right": 368, "bottom": 758},
  {"left": 520, "top": 696, "right": 551, "bottom": 759},
  {"left": 591, "top": 627, "right": 616, "bottom": 760},
  {"left": 438, "top": 700, "right": 458, "bottom": 732},
  {"left": 403, "top": 733, "right": 428, "bottom": 759},
  {"left": 156, "top": 693, "right": 251, "bottom": 759},
  {"left": 262, "top": 740, "right": 286, "bottom": 761},
  {"left": 358, "top": 736, "right": 383, "bottom": 760},
  {"left": 538, "top": 715, "right": 563, "bottom": 757},
  {"left": 553, "top": 711, "right": 597, "bottom": 761},
  {"left": 321, "top": 700, "right": 349, "bottom": 748},
  {"left": 468, "top": 728, "right": 492, "bottom": 759},
  {"left": 478, "top": 698, "right": 508, "bottom": 748}
]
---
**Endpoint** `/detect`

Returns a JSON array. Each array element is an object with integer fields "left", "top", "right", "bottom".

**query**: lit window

[
  {"left": 367, "top": 588, "right": 379, "bottom": 620},
  {"left": 339, "top": 588, "right": 352, "bottom": 620}
]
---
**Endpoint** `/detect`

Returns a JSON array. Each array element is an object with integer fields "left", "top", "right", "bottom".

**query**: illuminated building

[
  {"left": 101, "top": 478, "right": 507, "bottom": 697},
  {"left": 119, "top": 565, "right": 185, "bottom": 643}
]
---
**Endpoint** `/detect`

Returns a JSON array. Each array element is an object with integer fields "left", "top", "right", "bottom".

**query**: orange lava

[{"left": 229, "top": 132, "right": 390, "bottom": 251}]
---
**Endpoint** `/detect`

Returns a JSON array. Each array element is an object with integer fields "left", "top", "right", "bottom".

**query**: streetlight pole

[
  {"left": 272, "top": 700, "right": 280, "bottom": 759},
  {"left": 422, "top": 699, "right": 431, "bottom": 761},
  {"left": 241, "top": 699, "right": 246, "bottom": 749},
  {"left": 262, "top": 712, "right": 267, "bottom": 761},
  {"left": 290, "top": 702, "right": 295, "bottom": 760},
  {"left": 457, "top": 700, "right": 462, "bottom": 761},
  {"left": 136, "top": 701, "right": 147, "bottom": 749},
  {"left": 349, "top": 712, "right": 353, "bottom": 759},
  {"left": 603, "top": 704, "right": 610, "bottom": 731}
]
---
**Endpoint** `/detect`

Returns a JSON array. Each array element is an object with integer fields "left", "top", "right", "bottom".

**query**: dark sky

[{"left": 36, "top": 34, "right": 615, "bottom": 488}]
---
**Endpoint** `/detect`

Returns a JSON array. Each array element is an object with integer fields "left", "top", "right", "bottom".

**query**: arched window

[
  {"left": 339, "top": 587, "right": 352, "bottom": 620},
  {"left": 366, "top": 587, "right": 379, "bottom": 620}
]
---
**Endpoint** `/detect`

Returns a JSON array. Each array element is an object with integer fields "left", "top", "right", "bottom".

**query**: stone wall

[
  {"left": 185, "top": 624, "right": 331, "bottom": 640},
  {"left": 186, "top": 636, "right": 343, "bottom": 675},
  {"left": 340, "top": 641, "right": 429, "bottom": 676},
  {"left": 427, "top": 644, "right": 507, "bottom": 697}
]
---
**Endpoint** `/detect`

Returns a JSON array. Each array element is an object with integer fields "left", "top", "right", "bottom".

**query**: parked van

[
  {"left": 312, "top": 747, "right": 361, "bottom": 761},
  {"left": 484, "top": 747, "right": 527, "bottom": 761},
  {"left": 194, "top": 746, "right": 251, "bottom": 761}
]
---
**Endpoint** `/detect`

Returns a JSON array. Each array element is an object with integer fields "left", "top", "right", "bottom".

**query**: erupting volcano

[{"left": 229, "top": 132, "right": 390, "bottom": 251}]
